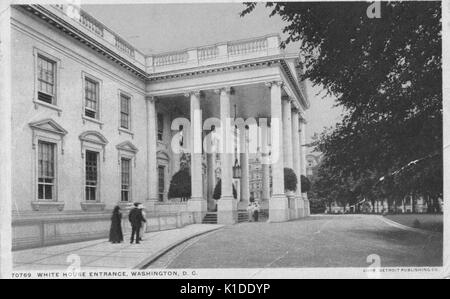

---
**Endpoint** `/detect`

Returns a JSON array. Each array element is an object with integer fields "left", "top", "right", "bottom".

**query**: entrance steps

[{"left": 202, "top": 212, "right": 217, "bottom": 224}]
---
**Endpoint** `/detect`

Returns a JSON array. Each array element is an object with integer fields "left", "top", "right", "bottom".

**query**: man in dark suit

[{"left": 128, "top": 202, "right": 146, "bottom": 244}]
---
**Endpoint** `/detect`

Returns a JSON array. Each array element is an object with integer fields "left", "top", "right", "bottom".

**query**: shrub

[
  {"left": 284, "top": 168, "right": 298, "bottom": 192},
  {"left": 168, "top": 168, "right": 191, "bottom": 200},
  {"left": 213, "top": 179, "right": 237, "bottom": 200},
  {"left": 413, "top": 219, "right": 421, "bottom": 229},
  {"left": 301, "top": 175, "right": 311, "bottom": 193}
]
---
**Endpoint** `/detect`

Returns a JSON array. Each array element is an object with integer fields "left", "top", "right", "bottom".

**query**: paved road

[{"left": 155, "top": 215, "right": 442, "bottom": 268}]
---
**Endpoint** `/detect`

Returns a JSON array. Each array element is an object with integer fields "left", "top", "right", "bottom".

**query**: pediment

[
  {"left": 29, "top": 119, "right": 68, "bottom": 136},
  {"left": 157, "top": 150, "right": 170, "bottom": 161},
  {"left": 79, "top": 131, "right": 108, "bottom": 145},
  {"left": 116, "top": 141, "right": 138, "bottom": 154}
]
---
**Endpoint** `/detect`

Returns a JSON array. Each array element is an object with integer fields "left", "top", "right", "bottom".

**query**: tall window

[
  {"left": 84, "top": 78, "right": 99, "bottom": 119},
  {"left": 37, "top": 141, "right": 56, "bottom": 200},
  {"left": 85, "top": 150, "right": 98, "bottom": 201},
  {"left": 158, "top": 165, "right": 165, "bottom": 201},
  {"left": 120, "top": 94, "right": 130, "bottom": 129},
  {"left": 121, "top": 158, "right": 131, "bottom": 202},
  {"left": 157, "top": 113, "right": 164, "bottom": 141},
  {"left": 37, "top": 55, "right": 56, "bottom": 104}
]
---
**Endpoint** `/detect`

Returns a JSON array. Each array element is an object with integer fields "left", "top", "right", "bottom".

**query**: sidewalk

[{"left": 13, "top": 224, "right": 223, "bottom": 271}]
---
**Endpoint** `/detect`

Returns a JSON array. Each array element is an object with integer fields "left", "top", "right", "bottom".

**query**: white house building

[{"left": 8, "top": 4, "right": 310, "bottom": 249}]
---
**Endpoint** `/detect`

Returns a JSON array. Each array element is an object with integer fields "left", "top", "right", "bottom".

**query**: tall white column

[
  {"left": 187, "top": 91, "right": 206, "bottom": 222},
  {"left": 267, "top": 81, "right": 288, "bottom": 222},
  {"left": 299, "top": 119, "right": 309, "bottom": 216},
  {"left": 206, "top": 132, "right": 216, "bottom": 211},
  {"left": 261, "top": 125, "right": 270, "bottom": 202},
  {"left": 146, "top": 96, "right": 158, "bottom": 209},
  {"left": 291, "top": 108, "right": 303, "bottom": 218},
  {"left": 282, "top": 97, "right": 293, "bottom": 168},
  {"left": 217, "top": 87, "right": 237, "bottom": 224},
  {"left": 240, "top": 127, "right": 250, "bottom": 206}
]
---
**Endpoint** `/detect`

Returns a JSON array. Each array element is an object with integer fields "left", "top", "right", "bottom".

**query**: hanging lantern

[{"left": 233, "top": 158, "right": 241, "bottom": 178}]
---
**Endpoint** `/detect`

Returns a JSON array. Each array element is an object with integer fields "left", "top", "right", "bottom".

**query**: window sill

[
  {"left": 33, "top": 100, "right": 62, "bottom": 116},
  {"left": 31, "top": 201, "right": 65, "bottom": 212},
  {"left": 82, "top": 115, "right": 104, "bottom": 129},
  {"left": 80, "top": 202, "right": 106, "bottom": 212},
  {"left": 118, "top": 127, "right": 134, "bottom": 138},
  {"left": 117, "top": 201, "right": 133, "bottom": 210}
]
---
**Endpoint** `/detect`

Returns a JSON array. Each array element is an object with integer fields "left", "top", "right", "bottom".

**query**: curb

[
  {"left": 378, "top": 216, "right": 441, "bottom": 237},
  {"left": 135, "top": 226, "right": 224, "bottom": 269}
]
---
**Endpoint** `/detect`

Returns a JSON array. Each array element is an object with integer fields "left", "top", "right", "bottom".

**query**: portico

[{"left": 146, "top": 34, "right": 310, "bottom": 224}]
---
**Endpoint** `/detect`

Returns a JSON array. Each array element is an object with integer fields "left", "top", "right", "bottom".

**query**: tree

[
  {"left": 284, "top": 167, "right": 297, "bottom": 192},
  {"left": 300, "top": 175, "right": 311, "bottom": 193},
  {"left": 242, "top": 2, "right": 442, "bottom": 204},
  {"left": 168, "top": 168, "right": 191, "bottom": 201},
  {"left": 212, "top": 179, "right": 237, "bottom": 200}
]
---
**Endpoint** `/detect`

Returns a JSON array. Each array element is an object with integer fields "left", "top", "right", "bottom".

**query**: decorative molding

[
  {"left": 79, "top": 130, "right": 108, "bottom": 160},
  {"left": 31, "top": 201, "right": 65, "bottom": 212},
  {"left": 20, "top": 5, "right": 147, "bottom": 80},
  {"left": 145, "top": 95, "right": 157, "bottom": 103},
  {"left": 29, "top": 118, "right": 68, "bottom": 154},
  {"left": 116, "top": 141, "right": 139, "bottom": 166}
]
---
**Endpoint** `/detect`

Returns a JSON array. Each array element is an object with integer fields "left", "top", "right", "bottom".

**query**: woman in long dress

[{"left": 109, "top": 206, "right": 124, "bottom": 243}]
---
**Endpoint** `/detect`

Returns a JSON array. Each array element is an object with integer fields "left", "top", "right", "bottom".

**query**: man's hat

[{"left": 133, "top": 202, "right": 141, "bottom": 207}]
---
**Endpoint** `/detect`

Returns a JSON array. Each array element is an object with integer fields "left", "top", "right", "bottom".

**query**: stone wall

[{"left": 12, "top": 210, "right": 195, "bottom": 250}]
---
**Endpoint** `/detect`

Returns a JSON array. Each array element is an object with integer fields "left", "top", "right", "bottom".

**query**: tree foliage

[
  {"left": 242, "top": 2, "right": 442, "bottom": 206},
  {"left": 284, "top": 167, "right": 298, "bottom": 192},
  {"left": 213, "top": 179, "right": 237, "bottom": 200},
  {"left": 168, "top": 168, "right": 191, "bottom": 200},
  {"left": 300, "top": 175, "right": 311, "bottom": 193}
]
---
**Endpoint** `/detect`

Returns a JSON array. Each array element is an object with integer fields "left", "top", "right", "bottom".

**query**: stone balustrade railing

[
  {"left": 153, "top": 51, "right": 189, "bottom": 66},
  {"left": 51, "top": 4, "right": 141, "bottom": 62},
  {"left": 49, "top": 5, "right": 282, "bottom": 74},
  {"left": 228, "top": 37, "right": 268, "bottom": 56},
  {"left": 147, "top": 34, "right": 281, "bottom": 73},
  {"left": 114, "top": 36, "right": 135, "bottom": 58}
]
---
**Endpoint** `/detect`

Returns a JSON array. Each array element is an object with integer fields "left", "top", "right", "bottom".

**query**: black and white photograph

[{"left": 0, "top": 0, "right": 447, "bottom": 280}]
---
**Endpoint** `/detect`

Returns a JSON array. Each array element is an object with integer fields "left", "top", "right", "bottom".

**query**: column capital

[
  {"left": 214, "top": 86, "right": 233, "bottom": 95},
  {"left": 282, "top": 95, "right": 292, "bottom": 103},
  {"left": 265, "top": 80, "right": 284, "bottom": 89},
  {"left": 184, "top": 90, "right": 202, "bottom": 98},
  {"left": 145, "top": 95, "right": 157, "bottom": 103}
]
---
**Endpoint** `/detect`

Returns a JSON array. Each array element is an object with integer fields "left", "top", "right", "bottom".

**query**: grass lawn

[{"left": 384, "top": 214, "right": 443, "bottom": 233}]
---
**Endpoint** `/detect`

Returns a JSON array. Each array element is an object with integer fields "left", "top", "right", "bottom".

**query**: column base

[
  {"left": 296, "top": 196, "right": 305, "bottom": 218},
  {"left": 287, "top": 193, "right": 297, "bottom": 220},
  {"left": 269, "top": 194, "right": 289, "bottom": 223},
  {"left": 302, "top": 194, "right": 310, "bottom": 216},
  {"left": 187, "top": 197, "right": 207, "bottom": 223},
  {"left": 217, "top": 197, "right": 237, "bottom": 225}
]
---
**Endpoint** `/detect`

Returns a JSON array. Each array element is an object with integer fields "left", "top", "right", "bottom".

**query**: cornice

[
  {"left": 20, "top": 5, "right": 147, "bottom": 80},
  {"left": 19, "top": 5, "right": 309, "bottom": 110}
]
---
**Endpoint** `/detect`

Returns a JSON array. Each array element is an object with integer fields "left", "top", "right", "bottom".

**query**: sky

[{"left": 82, "top": 2, "right": 344, "bottom": 154}]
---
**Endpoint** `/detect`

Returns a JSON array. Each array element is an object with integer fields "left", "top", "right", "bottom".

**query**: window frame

[
  {"left": 85, "top": 150, "right": 99, "bottom": 202},
  {"left": 158, "top": 165, "right": 165, "bottom": 202},
  {"left": 120, "top": 157, "right": 132, "bottom": 202},
  {"left": 33, "top": 48, "right": 61, "bottom": 114},
  {"left": 36, "top": 140, "right": 57, "bottom": 202},
  {"left": 81, "top": 72, "right": 103, "bottom": 126},
  {"left": 118, "top": 90, "right": 134, "bottom": 136},
  {"left": 157, "top": 113, "right": 164, "bottom": 141}
]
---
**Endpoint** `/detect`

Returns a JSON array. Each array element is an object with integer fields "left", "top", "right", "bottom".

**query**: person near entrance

[{"left": 129, "top": 202, "right": 146, "bottom": 244}]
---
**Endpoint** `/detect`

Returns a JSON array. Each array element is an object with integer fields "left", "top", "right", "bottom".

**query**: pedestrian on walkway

[
  {"left": 247, "top": 202, "right": 254, "bottom": 222},
  {"left": 138, "top": 203, "right": 147, "bottom": 241},
  {"left": 253, "top": 201, "right": 260, "bottom": 222},
  {"left": 129, "top": 202, "right": 146, "bottom": 244},
  {"left": 109, "top": 206, "right": 123, "bottom": 244}
]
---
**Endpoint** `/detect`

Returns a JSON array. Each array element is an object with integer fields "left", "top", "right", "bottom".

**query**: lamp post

[{"left": 232, "top": 104, "right": 241, "bottom": 179}]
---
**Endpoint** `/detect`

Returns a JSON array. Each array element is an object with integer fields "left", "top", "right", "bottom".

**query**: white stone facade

[{"left": 9, "top": 4, "right": 310, "bottom": 249}]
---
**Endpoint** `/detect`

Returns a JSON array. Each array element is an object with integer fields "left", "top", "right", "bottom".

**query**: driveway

[{"left": 160, "top": 214, "right": 442, "bottom": 268}]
